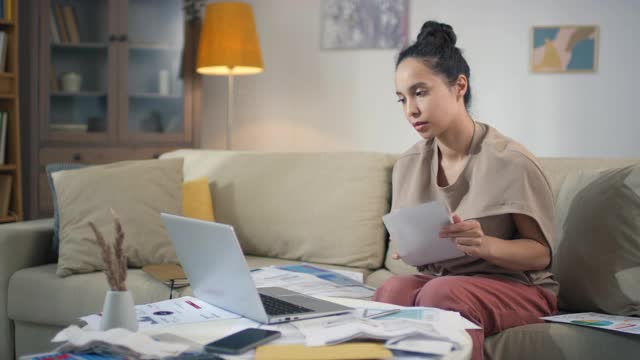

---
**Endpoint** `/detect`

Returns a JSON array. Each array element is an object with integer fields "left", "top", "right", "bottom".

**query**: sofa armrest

[{"left": 0, "top": 218, "right": 54, "bottom": 360}]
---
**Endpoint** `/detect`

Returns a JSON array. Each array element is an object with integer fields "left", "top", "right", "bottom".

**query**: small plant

[
  {"left": 183, "top": 0, "right": 205, "bottom": 21},
  {"left": 89, "top": 209, "right": 128, "bottom": 291}
]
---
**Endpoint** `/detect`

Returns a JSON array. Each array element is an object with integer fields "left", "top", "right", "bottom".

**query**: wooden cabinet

[{"left": 24, "top": 0, "right": 202, "bottom": 219}]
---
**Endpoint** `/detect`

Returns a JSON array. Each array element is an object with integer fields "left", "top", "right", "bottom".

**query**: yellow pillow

[{"left": 182, "top": 177, "right": 215, "bottom": 221}]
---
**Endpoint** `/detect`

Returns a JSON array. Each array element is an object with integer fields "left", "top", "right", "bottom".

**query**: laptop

[{"left": 160, "top": 213, "right": 353, "bottom": 324}]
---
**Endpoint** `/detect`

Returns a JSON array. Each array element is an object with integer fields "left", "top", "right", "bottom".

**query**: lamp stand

[{"left": 226, "top": 73, "right": 234, "bottom": 150}]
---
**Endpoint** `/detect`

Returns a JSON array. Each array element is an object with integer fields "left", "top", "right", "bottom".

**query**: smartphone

[{"left": 204, "top": 328, "right": 281, "bottom": 355}]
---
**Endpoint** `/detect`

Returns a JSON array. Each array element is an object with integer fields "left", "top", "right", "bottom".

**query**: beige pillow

[
  {"left": 554, "top": 164, "right": 640, "bottom": 315},
  {"left": 54, "top": 159, "right": 183, "bottom": 277}
]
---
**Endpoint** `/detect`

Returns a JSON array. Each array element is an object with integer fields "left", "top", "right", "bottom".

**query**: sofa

[{"left": 2, "top": 149, "right": 640, "bottom": 360}]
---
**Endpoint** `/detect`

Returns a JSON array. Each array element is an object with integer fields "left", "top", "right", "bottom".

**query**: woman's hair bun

[{"left": 416, "top": 21, "right": 457, "bottom": 48}]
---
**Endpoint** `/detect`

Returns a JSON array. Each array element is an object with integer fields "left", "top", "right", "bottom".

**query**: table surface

[{"left": 139, "top": 296, "right": 472, "bottom": 360}]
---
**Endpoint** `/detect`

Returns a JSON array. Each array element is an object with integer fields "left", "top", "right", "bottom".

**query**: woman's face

[{"left": 395, "top": 57, "right": 464, "bottom": 139}]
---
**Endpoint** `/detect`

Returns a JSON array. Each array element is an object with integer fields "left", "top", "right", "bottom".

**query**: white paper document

[
  {"left": 383, "top": 201, "right": 464, "bottom": 266},
  {"left": 80, "top": 296, "right": 241, "bottom": 330},
  {"left": 542, "top": 312, "right": 640, "bottom": 335},
  {"left": 362, "top": 307, "right": 480, "bottom": 330}
]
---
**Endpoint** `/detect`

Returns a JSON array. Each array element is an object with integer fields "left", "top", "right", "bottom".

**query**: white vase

[
  {"left": 100, "top": 290, "right": 138, "bottom": 332},
  {"left": 60, "top": 72, "right": 82, "bottom": 92}
]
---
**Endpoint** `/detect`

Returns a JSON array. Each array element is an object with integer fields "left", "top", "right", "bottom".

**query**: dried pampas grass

[{"left": 89, "top": 209, "right": 128, "bottom": 291}]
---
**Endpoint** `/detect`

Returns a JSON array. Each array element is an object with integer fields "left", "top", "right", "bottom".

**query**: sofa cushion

[
  {"left": 554, "top": 164, "right": 640, "bottom": 315},
  {"left": 53, "top": 159, "right": 183, "bottom": 277},
  {"left": 7, "top": 264, "right": 191, "bottom": 326},
  {"left": 539, "top": 158, "right": 640, "bottom": 197},
  {"left": 161, "top": 150, "right": 395, "bottom": 269},
  {"left": 484, "top": 322, "right": 640, "bottom": 360}
]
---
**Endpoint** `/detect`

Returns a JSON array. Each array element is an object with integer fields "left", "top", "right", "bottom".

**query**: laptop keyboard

[{"left": 259, "top": 293, "right": 313, "bottom": 316}]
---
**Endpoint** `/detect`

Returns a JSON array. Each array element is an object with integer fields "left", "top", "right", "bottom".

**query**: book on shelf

[
  {"left": 63, "top": 5, "right": 80, "bottom": 43},
  {"left": 0, "top": 31, "right": 7, "bottom": 73},
  {"left": 53, "top": 4, "right": 69, "bottom": 43},
  {"left": 0, "top": 112, "right": 6, "bottom": 164},
  {"left": 50, "top": 11, "right": 61, "bottom": 43},
  {"left": 0, "top": 174, "right": 11, "bottom": 217},
  {"left": 0, "top": 0, "right": 10, "bottom": 21},
  {"left": 2, "top": 0, "right": 12, "bottom": 21}
]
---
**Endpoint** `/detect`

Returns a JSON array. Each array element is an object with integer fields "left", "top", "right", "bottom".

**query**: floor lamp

[{"left": 196, "top": 2, "right": 264, "bottom": 150}]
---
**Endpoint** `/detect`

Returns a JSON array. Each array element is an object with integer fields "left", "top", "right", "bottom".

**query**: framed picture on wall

[
  {"left": 321, "top": 0, "right": 409, "bottom": 49},
  {"left": 531, "top": 25, "right": 599, "bottom": 73}
]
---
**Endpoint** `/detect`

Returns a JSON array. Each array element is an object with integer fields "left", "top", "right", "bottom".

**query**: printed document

[
  {"left": 250, "top": 265, "right": 375, "bottom": 299},
  {"left": 542, "top": 312, "right": 640, "bottom": 335},
  {"left": 80, "top": 296, "right": 240, "bottom": 330},
  {"left": 383, "top": 201, "right": 464, "bottom": 266}
]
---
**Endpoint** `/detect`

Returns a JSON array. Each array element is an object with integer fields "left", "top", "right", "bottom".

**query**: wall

[{"left": 200, "top": 0, "right": 640, "bottom": 157}]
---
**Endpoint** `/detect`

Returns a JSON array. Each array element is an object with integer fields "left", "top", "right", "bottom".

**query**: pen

[
  {"left": 325, "top": 308, "right": 402, "bottom": 327},
  {"left": 363, "top": 308, "right": 401, "bottom": 319}
]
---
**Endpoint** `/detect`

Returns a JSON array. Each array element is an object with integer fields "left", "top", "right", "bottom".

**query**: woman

[{"left": 374, "top": 21, "right": 558, "bottom": 360}]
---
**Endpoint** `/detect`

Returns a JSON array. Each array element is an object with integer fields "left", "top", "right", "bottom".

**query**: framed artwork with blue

[{"left": 531, "top": 25, "right": 599, "bottom": 73}]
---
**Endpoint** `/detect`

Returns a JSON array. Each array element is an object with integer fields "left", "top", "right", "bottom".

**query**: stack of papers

[
  {"left": 286, "top": 306, "right": 479, "bottom": 356},
  {"left": 251, "top": 264, "right": 375, "bottom": 299}
]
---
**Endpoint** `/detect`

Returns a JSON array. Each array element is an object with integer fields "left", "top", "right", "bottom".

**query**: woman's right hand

[{"left": 392, "top": 252, "right": 401, "bottom": 260}]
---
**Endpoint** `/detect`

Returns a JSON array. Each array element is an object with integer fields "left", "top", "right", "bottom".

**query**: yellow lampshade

[{"left": 197, "top": 2, "right": 264, "bottom": 76}]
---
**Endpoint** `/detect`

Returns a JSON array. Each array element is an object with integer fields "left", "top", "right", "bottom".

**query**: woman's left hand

[{"left": 439, "top": 214, "right": 495, "bottom": 259}]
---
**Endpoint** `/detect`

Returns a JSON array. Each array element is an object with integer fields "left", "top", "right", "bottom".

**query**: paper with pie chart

[
  {"left": 542, "top": 312, "right": 640, "bottom": 335},
  {"left": 80, "top": 296, "right": 241, "bottom": 330}
]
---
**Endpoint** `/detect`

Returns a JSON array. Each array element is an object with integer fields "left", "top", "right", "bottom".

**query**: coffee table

[{"left": 140, "top": 296, "right": 472, "bottom": 360}]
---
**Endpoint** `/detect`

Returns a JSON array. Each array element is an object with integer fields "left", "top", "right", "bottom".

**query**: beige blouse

[{"left": 392, "top": 122, "right": 559, "bottom": 295}]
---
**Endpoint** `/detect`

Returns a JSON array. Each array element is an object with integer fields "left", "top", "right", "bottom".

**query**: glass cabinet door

[
  {"left": 44, "top": 0, "right": 115, "bottom": 142},
  {"left": 121, "top": 0, "right": 187, "bottom": 141}
]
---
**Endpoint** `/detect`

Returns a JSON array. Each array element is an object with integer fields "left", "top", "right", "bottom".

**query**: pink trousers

[{"left": 373, "top": 274, "right": 557, "bottom": 360}]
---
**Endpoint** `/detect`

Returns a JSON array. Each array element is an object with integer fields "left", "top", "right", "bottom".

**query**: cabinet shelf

[
  {"left": 0, "top": 164, "right": 16, "bottom": 171},
  {"left": 51, "top": 42, "right": 108, "bottom": 50},
  {"left": 0, "top": 20, "right": 15, "bottom": 27},
  {"left": 0, "top": 215, "right": 18, "bottom": 224},
  {"left": 0, "top": 72, "right": 15, "bottom": 78},
  {"left": 51, "top": 91, "right": 107, "bottom": 98},
  {"left": 130, "top": 93, "right": 182, "bottom": 100},
  {"left": 0, "top": 93, "right": 16, "bottom": 99},
  {"left": 129, "top": 43, "right": 181, "bottom": 51}
]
